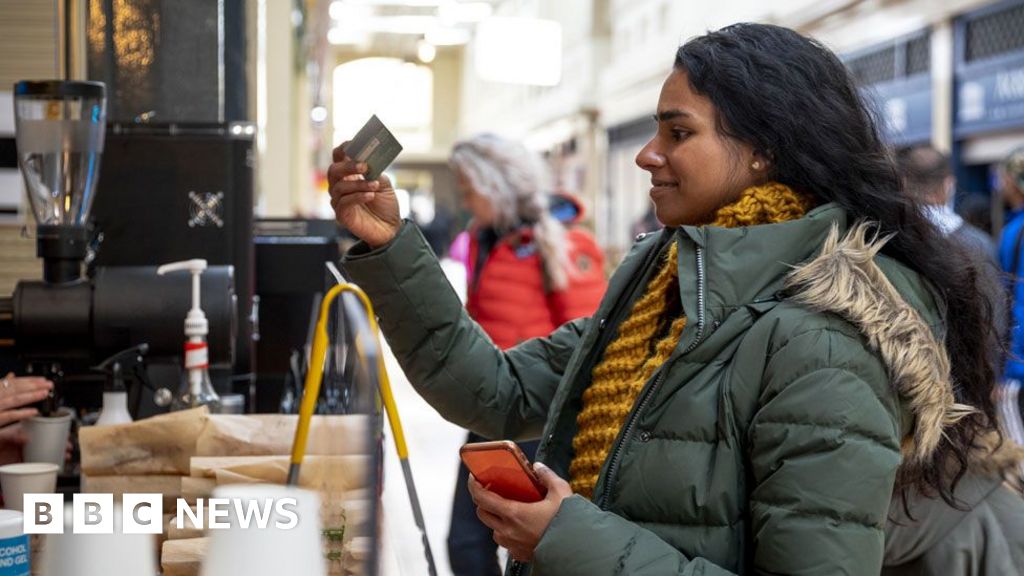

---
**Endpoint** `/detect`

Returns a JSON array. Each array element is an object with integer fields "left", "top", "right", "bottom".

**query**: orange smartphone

[{"left": 459, "top": 440, "right": 547, "bottom": 503}]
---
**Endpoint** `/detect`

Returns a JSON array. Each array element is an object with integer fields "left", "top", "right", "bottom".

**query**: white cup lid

[
  {"left": 0, "top": 463, "right": 60, "bottom": 475},
  {"left": 0, "top": 510, "right": 22, "bottom": 523}
]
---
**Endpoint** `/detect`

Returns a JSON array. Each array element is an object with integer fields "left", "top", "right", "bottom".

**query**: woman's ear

[{"left": 749, "top": 151, "right": 771, "bottom": 172}]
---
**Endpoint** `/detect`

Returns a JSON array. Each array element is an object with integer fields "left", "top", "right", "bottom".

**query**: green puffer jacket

[{"left": 342, "top": 203, "right": 964, "bottom": 575}]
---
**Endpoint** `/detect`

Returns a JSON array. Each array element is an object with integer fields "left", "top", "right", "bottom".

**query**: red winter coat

[{"left": 466, "top": 226, "right": 606, "bottom": 350}]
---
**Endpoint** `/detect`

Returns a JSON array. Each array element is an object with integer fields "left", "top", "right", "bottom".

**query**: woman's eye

[{"left": 670, "top": 129, "right": 690, "bottom": 142}]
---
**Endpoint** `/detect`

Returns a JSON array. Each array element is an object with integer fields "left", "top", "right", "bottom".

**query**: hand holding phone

[{"left": 460, "top": 440, "right": 548, "bottom": 503}]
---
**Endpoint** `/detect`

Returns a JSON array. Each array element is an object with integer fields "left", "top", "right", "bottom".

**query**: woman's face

[
  {"left": 457, "top": 168, "right": 496, "bottom": 227},
  {"left": 636, "top": 70, "right": 766, "bottom": 226}
]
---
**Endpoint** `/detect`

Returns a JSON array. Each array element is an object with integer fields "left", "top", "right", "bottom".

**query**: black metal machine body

[
  {"left": 0, "top": 264, "right": 237, "bottom": 412},
  {"left": 7, "top": 266, "right": 236, "bottom": 365},
  {"left": 1, "top": 122, "right": 250, "bottom": 416},
  {"left": 90, "top": 123, "right": 256, "bottom": 395}
]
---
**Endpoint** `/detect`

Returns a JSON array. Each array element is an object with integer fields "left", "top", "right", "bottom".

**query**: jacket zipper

[
  {"left": 509, "top": 237, "right": 688, "bottom": 576},
  {"left": 597, "top": 245, "right": 707, "bottom": 510}
]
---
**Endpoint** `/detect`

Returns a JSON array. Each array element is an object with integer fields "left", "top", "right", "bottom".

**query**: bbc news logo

[{"left": 23, "top": 494, "right": 300, "bottom": 534}]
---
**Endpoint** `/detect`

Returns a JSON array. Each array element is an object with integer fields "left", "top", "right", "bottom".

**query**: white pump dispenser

[{"left": 158, "top": 259, "right": 221, "bottom": 412}]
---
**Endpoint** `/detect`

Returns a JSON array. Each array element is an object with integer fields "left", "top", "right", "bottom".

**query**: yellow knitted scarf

[{"left": 569, "top": 182, "right": 813, "bottom": 497}]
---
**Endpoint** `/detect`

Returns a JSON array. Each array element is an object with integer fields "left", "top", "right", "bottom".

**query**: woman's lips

[{"left": 650, "top": 181, "right": 678, "bottom": 196}]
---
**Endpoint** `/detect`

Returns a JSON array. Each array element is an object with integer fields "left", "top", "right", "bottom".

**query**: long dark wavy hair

[{"left": 676, "top": 23, "right": 1005, "bottom": 503}]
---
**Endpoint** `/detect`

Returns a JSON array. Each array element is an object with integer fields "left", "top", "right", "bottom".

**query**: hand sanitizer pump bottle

[{"left": 158, "top": 259, "right": 221, "bottom": 413}]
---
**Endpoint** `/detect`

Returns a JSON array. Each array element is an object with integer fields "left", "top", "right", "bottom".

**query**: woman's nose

[{"left": 635, "top": 140, "right": 665, "bottom": 171}]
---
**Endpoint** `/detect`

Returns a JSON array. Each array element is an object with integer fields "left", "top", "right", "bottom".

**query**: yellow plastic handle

[{"left": 289, "top": 283, "right": 409, "bottom": 471}]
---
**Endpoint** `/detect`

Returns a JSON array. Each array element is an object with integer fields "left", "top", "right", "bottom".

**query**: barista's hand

[
  {"left": 328, "top": 143, "right": 401, "bottom": 249},
  {"left": 468, "top": 462, "right": 573, "bottom": 563},
  {"left": 0, "top": 373, "right": 52, "bottom": 424},
  {"left": 0, "top": 373, "right": 55, "bottom": 466}
]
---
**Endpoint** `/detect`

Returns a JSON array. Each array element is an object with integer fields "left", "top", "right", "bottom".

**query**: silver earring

[{"left": 751, "top": 161, "right": 762, "bottom": 170}]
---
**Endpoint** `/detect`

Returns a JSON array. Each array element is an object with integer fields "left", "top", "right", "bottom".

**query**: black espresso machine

[{"left": 0, "top": 80, "right": 243, "bottom": 419}]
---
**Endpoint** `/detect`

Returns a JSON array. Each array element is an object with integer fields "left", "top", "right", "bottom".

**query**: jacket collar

[
  {"left": 665, "top": 202, "right": 847, "bottom": 353},
  {"left": 703, "top": 201, "right": 845, "bottom": 300}
]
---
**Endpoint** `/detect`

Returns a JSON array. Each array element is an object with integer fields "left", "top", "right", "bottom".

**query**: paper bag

[
  {"left": 192, "top": 455, "right": 370, "bottom": 494},
  {"left": 80, "top": 407, "right": 208, "bottom": 475},
  {"left": 161, "top": 537, "right": 208, "bottom": 576},
  {"left": 196, "top": 414, "right": 371, "bottom": 457}
]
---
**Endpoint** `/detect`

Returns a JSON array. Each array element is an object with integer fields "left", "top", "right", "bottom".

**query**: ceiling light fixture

[
  {"left": 474, "top": 18, "right": 562, "bottom": 86},
  {"left": 416, "top": 39, "right": 437, "bottom": 63}
]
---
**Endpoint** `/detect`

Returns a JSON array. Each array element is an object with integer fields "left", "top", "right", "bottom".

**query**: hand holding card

[{"left": 327, "top": 115, "right": 404, "bottom": 248}]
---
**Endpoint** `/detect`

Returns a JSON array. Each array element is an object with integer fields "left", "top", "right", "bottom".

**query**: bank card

[{"left": 344, "top": 114, "right": 403, "bottom": 181}]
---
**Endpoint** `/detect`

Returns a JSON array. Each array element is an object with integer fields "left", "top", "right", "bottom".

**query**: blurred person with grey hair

[{"left": 446, "top": 133, "right": 606, "bottom": 576}]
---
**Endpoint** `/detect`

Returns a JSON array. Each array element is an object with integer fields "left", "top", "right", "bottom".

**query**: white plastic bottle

[
  {"left": 96, "top": 386, "right": 132, "bottom": 425},
  {"left": 94, "top": 344, "right": 147, "bottom": 425}
]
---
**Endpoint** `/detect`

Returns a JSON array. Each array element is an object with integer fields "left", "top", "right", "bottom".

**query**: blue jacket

[{"left": 999, "top": 210, "right": 1024, "bottom": 380}]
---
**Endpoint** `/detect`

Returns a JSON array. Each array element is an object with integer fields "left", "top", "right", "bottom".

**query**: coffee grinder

[{"left": 14, "top": 80, "right": 104, "bottom": 285}]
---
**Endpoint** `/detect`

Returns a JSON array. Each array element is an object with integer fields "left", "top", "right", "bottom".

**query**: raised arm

[{"left": 342, "top": 222, "right": 587, "bottom": 440}]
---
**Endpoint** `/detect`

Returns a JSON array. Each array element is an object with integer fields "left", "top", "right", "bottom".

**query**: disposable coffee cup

[
  {"left": 23, "top": 408, "right": 72, "bottom": 474},
  {"left": 201, "top": 484, "right": 326, "bottom": 576},
  {"left": 0, "top": 510, "right": 30, "bottom": 575},
  {"left": 0, "top": 464, "right": 58, "bottom": 512}
]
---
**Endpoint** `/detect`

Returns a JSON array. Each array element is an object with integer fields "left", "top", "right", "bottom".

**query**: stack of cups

[
  {"left": 0, "top": 406, "right": 70, "bottom": 513},
  {"left": 0, "top": 406, "right": 73, "bottom": 572}
]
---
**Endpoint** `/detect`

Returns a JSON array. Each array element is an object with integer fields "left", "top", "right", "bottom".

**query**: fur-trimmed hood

[
  {"left": 784, "top": 222, "right": 974, "bottom": 465},
  {"left": 784, "top": 221, "right": 1023, "bottom": 476}
]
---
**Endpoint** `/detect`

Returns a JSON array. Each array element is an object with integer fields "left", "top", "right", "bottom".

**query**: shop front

[
  {"left": 845, "top": 29, "right": 934, "bottom": 149},
  {"left": 953, "top": 0, "right": 1024, "bottom": 232}
]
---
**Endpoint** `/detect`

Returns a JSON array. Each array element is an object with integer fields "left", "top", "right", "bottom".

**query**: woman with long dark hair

[{"left": 328, "top": 23, "right": 1021, "bottom": 575}]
